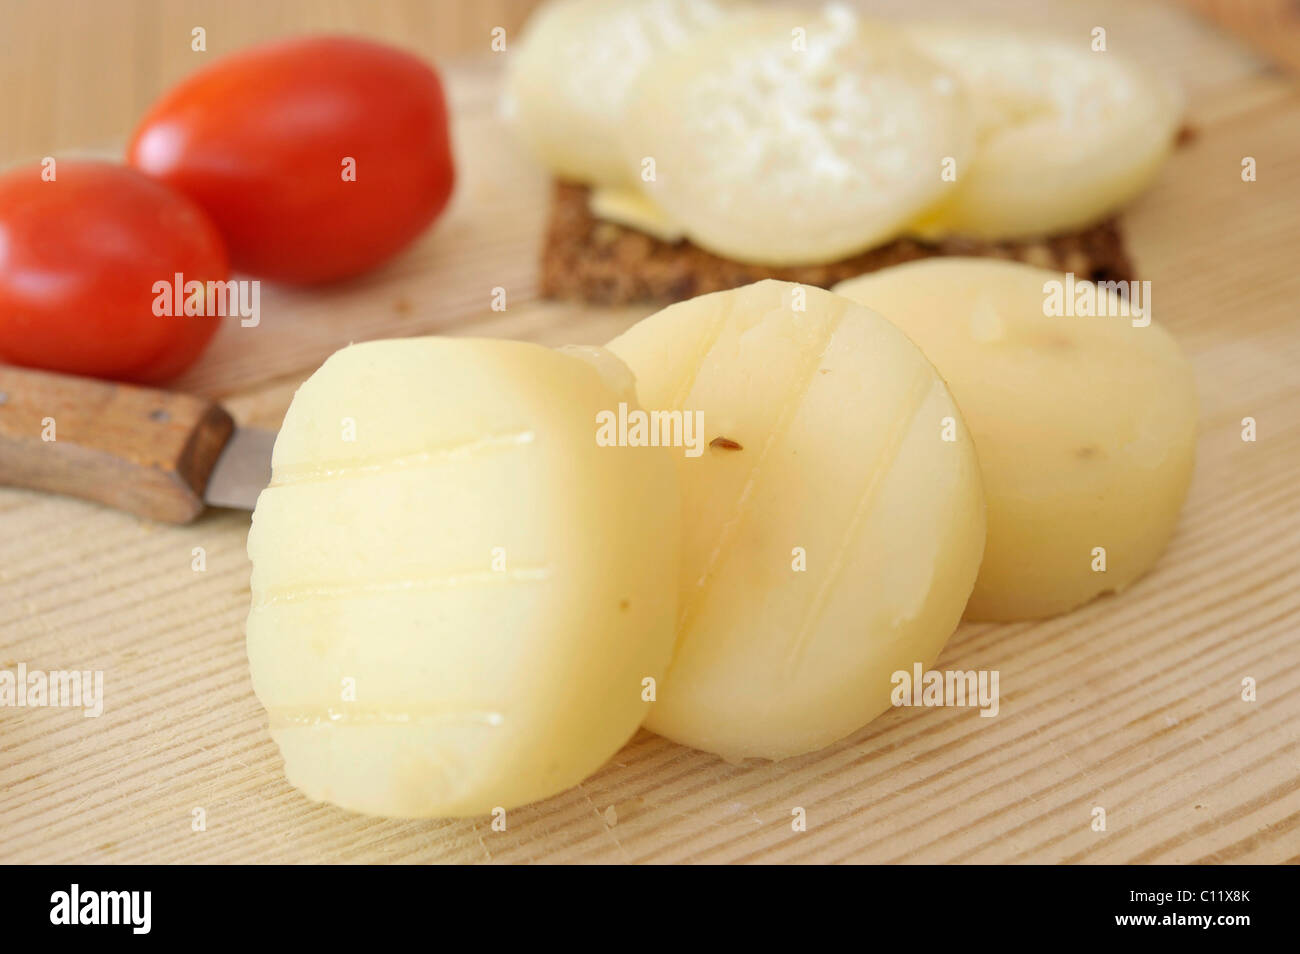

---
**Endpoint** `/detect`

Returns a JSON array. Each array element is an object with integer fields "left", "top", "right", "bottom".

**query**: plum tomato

[
  {"left": 128, "top": 35, "right": 456, "bottom": 284},
  {"left": 0, "top": 161, "right": 229, "bottom": 384}
]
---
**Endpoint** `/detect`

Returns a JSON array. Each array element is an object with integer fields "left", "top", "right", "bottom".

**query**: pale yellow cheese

[
  {"left": 607, "top": 280, "right": 985, "bottom": 760},
  {"left": 835, "top": 259, "right": 1197, "bottom": 621},
  {"left": 246, "top": 339, "right": 680, "bottom": 818},
  {"left": 589, "top": 186, "right": 685, "bottom": 243},
  {"left": 620, "top": 7, "right": 973, "bottom": 265},
  {"left": 504, "top": 0, "right": 738, "bottom": 188},
  {"left": 902, "top": 24, "right": 1182, "bottom": 240}
]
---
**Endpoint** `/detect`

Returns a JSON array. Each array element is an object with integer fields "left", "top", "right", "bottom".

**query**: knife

[{"left": 0, "top": 365, "right": 274, "bottom": 522}]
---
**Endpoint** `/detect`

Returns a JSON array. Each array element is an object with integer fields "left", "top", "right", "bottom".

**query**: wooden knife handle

[{"left": 0, "top": 365, "right": 234, "bottom": 523}]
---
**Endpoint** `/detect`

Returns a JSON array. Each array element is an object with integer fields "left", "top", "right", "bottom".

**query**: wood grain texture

[
  {"left": 0, "top": 366, "right": 234, "bottom": 523},
  {"left": 1180, "top": 0, "right": 1300, "bottom": 74},
  {"left": 1, "top": 1, "right": 1298, "bottom": 864},
  {"left": 0, "top": 0, "right": 547, "bottom": 167}
]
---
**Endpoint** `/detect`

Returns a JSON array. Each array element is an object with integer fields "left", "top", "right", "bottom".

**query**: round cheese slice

[
  {"left": 246, "top": 338, "right": 680, "bottom": 817},
  {"left": 835, "top": 259, "right": 1197, "bottom": 621},
  {"left": 607, "top": 280, "right": 985, "bottom": 760},
  {"left": 504, "top": 0, "right": 738, "bottom": 188},
  {"left": 621, "top": 7, "right": 972, "bottom": 265},
  {"left": 903, "top": 23, "right": 1183, "bottom": 240}
]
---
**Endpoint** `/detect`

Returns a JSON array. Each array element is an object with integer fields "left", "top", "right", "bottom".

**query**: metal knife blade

[{"left": 204, "top": 426, "right": 276, "bottom": 511}]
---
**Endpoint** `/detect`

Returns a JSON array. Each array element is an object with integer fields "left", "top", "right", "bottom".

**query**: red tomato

[
  {"left": 128, "top": 35, "right": 455, "bottom": 284},
  {"left": 0, "top": 161, "right": 229, "bottom": 384}
]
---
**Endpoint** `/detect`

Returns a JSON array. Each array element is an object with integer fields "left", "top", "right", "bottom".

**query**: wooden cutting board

[{"left": 2, "top": 0, "right": 1298, "bottom": 864}]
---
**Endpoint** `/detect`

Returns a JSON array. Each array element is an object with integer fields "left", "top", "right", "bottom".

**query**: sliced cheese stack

[
  {"left": 246, "top": 339, "right": 679, "bottom": 818},
  {"left": 620, "top": 6, "right": 971, "bottom": 265},
  {"left": 835, "top": 259, "right": 1197, "bottom": 620},
  {"left": 504, "top": 0, "right": 738, "bottom": 188},
  {"left": 608, "top": 280, "right": 985, "bottom": 760},
  {"left": 508, "top": 2, "right": 1183, "bottom": 259},
  {"left": 903, "top": 23, "right": 1184, "bottom": 240}
]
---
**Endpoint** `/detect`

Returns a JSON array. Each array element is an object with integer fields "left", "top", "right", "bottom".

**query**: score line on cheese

[
  {"left": 608, "top": 279, "right": 985, "bottom": 761},
  {"left": 246, "top": 338, "right": 680, "bottom": 818},
  {"left": 836, "top": 258, "right": 1197, "bottom": 621}
]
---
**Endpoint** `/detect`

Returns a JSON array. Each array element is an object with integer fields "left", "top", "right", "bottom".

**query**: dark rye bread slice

[{"left": 540, "top": 181, "right": 1136, "bottom": 306}]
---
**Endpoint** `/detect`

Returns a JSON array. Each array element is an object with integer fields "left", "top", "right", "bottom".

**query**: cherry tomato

[
  {"left": 0, "top": 161, "right": 229, "bottom": 384},
  {"left": 128, "top": 35, "right": 456, "bottom": 284}
]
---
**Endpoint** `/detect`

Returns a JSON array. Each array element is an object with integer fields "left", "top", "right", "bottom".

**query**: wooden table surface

[{"left": 1, "top": 1, "right": 1298, "bottom": 864}]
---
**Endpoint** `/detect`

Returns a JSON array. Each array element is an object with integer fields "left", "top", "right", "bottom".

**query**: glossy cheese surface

[
  {"left": 505, "top": 0, "right": 736, "bottom": 188},
  {"left": 621, "top": 8, "right": 972, "bottom": 265},
  {"left": 607, "top": 280, "right": 985, "bottom": 760},
  {"left": 246, "top": 338, "right": 680, "bottom": 817},
  {"left": 836, "top": 259, "right": 1197, "bottom": 620},
  {"left": 903, "top": 23, "right": 1182, "bottom": 240}
]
